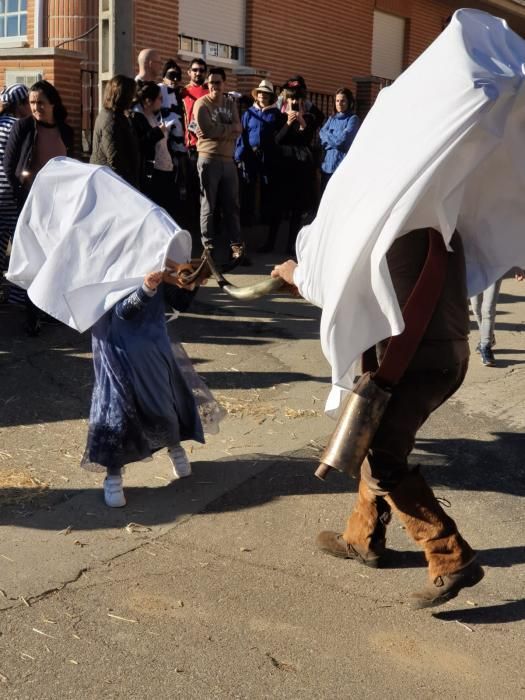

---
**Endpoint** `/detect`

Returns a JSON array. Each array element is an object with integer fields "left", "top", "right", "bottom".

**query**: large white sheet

[
  {"left": 6, "top": 158, "right": 192, "bottom": 333},
  {"left": 293, "top": 9, "right": 525, "bottom": 414}
]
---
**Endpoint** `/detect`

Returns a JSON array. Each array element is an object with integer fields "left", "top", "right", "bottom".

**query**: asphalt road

[{"left": 0, "top": 257, "right": 524, "bottom": 699}]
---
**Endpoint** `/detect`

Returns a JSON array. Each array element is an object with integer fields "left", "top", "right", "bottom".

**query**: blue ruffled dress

[{"left": 81, "top": 283, "right": 204, "bottom": 472}]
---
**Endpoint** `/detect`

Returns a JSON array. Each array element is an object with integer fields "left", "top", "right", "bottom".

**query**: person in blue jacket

[
  {"left": 319, "top": 88, "right": 360, "bottom": 193},
  {"left": 235, "top": 79, "right": 285, "bottom": 253}
]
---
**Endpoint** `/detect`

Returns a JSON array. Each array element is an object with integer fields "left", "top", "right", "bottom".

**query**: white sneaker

[
  {"left": 168, "top": 445, "right": 192, "bottom": 480},
  {"left": 103, "top": 474, "right": 126, "bottom": 507}
]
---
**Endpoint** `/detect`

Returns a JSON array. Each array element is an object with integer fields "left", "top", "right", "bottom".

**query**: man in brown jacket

[
  {"left": 272, "top": 229, "right": 484, "bottom": 609},
  {"left": 194, "top": 67, "right": 243, "bottom": 254}
]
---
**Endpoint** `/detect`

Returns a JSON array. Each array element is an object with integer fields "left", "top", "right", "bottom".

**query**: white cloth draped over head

[
  {"left": 6, "top": 157, "right": 192, "bottom": 333},
  {"left": 293, "top": 9, "right": 525, "bottom": 415}
]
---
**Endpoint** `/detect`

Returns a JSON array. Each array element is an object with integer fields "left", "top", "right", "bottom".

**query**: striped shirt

[{"left": 0, "top": 115, "right": 18, "bottom": 211}]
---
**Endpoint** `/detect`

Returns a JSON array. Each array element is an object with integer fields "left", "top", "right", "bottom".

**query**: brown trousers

[{"left": 361, "top": 358, "right": 469, "bottom": 496}]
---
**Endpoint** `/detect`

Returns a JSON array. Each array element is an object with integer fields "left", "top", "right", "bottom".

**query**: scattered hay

[
  {"left": 0, "top": 470, "right": 49, "bottom": 506},
  {"left": 216, "top": 394, "right": 277, "bottom": 419},
  {"left": 284, "top": 407, "right": 321, "bottom": 419},
  {"left": 216, "top": 395, "right": 322, "bottom": 421},
  {"left": 125, "top": 522, "right": 152, "bottom": 535},
  {"left": 107, "top": 613, "right": 138, "bottom": 623}
]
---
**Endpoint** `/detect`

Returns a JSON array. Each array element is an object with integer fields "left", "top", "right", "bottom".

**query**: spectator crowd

[
  {"left": 1, "top": 48, "right": 362, "bottom": 329},
  {"left": 0, "top": 44, "right": 512, "bottom": 370}
]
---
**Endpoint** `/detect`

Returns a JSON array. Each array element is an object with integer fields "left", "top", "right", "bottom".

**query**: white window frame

[
  {"left": 5, "top": 68, "right": 43, "bottom": 86},
  {"left": 0, "top": 0, "right": 28, "bottom": 45}
]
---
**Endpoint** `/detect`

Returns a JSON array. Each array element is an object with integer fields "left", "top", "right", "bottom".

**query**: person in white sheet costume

[
  {"left": 7, "top": 158, "right": 224, "bottom": 508},
  {"left": 272, "top": 9, "right": 525, "bottom": 607}
]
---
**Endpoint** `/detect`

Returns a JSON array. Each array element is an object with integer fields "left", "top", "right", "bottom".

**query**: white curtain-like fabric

[
  {"left": 6, "top": 158, "right": 192, "bottom": 333},
  {"left": 293, "top": 9, "right": 525, "bottom": 414}
]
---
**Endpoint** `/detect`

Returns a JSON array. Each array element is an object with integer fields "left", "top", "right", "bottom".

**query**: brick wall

[
  {"left": 0, "top": 58, "right": 53, "bottom": 91},
  {"left": 244, "top": 0, "right": 525, "bottom": 103},
  {"left": 49, "top": 54, "right": 83, "bottom": 152},
  {"left": 0, "top": 50, "right": 83, "bottom": 155},
  {"left": 46, "top": 0, "right": 99, "bottom": 71},
  {"left": 133, "top": 0, "right": 180, "bottom": 71},
  {"left": 401, "top": 0, "right": 453, "bottom": 64},
  {"left": 245, "top": 0, "right": 374, "bottom": 95},
  {"left": 6, "top": 0, "right": 525, "bottom": 150},
  {"left": 26, "top": 0, "right": 34, "bottom": 46},
  {"left": 375, "top": 0, "right": 414, "bottom": 16}
]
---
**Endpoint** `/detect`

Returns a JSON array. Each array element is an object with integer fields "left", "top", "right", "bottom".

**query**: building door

[{"left": 371, "top": 10, "right": 406, "bottom": 81}]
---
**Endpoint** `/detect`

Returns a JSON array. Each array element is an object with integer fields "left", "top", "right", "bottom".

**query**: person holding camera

[
  {"left": 159, "top": 60, "right": 189, "bottom": 219},
  {"left": 275, "top": 76, "right": 323, "bottom": 255},
  {"left": 131, "top": 82, "right": 173, "bottom": 214}
]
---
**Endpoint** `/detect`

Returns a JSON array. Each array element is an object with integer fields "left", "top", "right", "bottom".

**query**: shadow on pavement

[
  {"left": 380, "top": 546, "right": 525, "bottom": 570},
  {"left": 433, "top": 598, "right": 525, "bottom": 624},
  {"left": 2, "top": 424, "right": 525, "bottom": 524},
  {"left": 415, "top": 432, "right": 525, "bottom": 497},
  {"left": 0, "top": 293, "right": 325, "bottom": 428}
]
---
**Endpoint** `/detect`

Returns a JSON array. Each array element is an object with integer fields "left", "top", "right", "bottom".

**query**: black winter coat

[
  {"left": 129, "top": 110, "right": 165, "bottom": 192},
  {"left": 3, "top": 116, "right": 74, "bottom": 205}
]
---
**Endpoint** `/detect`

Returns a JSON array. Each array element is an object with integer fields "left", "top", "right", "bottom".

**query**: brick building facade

[{"left": 2, "top": 0, "right": 525, "bottom": 154}]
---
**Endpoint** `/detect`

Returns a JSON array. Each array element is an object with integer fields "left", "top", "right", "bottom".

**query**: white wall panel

[
  {"left": 371, "top": 10, "right": 405, "bottom": 80},
  {"left": 179, "top": 0, "right": 245, "bottom": 47}
]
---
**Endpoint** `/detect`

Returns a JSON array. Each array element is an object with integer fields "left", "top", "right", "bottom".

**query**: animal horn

[{"left": 204, "top": 247, "right": 284, "bottom": 300}]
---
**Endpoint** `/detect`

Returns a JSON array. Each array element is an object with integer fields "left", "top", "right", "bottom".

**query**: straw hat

[{"left": 251, "top": 79, "right": 275, "bottom": 99}]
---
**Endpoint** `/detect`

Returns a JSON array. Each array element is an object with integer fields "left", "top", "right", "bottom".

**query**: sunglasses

[
  {"left": 191, "top": 67, "right": 205, "bottom": 72},
  {"left": 209, "top": 80, "right": 223, "bottom": 85}
]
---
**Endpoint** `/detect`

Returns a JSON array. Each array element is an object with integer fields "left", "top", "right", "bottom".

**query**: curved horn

[
  {"left": 178, "top": 256, "right": 209, "bottom": 285},
  {"left": 204, "top": 248, "right": 284, "bottom": 300},
  {"left": 163, "top": 255, "right": 209, "bottom": 286}
]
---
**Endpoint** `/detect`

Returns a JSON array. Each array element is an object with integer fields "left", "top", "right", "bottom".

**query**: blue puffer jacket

[
  {"left": 319, "top": 111, "right": 361, "bottom": 174},
  {"left": 235, "top": 104, "right": 283, "bottom": 179}
]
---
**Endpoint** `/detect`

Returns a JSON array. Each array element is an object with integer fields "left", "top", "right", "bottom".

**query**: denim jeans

[{"left": 470, "top": 277, "right": 502, "bottom": 348}]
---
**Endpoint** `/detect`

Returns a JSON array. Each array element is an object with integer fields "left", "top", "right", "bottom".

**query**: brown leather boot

[
  {"left": 316, "top": 479, "right": 391, "bottom": 568},
  {"left": 385, "top": 470, "right": 483, "bottom": 608}
]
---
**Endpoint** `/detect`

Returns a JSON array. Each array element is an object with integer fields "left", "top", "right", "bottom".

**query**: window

[
  {"left": 178, "top": 34, "right": 242, "bottom": 63},
  {"left": 0, "top": 0, "right": 27, "bottom": 39},
  {"left": 5, "top": 68, "right": 42, "bottom": 86},
  {"left": 179, "top": 35, "right": 192, "bottom": 52},
  {"left": 179, "top": 0, "right": 244, "bottom": 50}
]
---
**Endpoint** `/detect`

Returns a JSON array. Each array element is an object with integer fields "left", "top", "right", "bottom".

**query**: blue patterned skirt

[{"left": 81, "top": 298, "right": 204, "bottom": 472}]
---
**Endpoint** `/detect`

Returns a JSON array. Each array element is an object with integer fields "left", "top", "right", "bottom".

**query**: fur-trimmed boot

[
  {"left": 385, "top": 470, "right": 484, "bottom": 608},
  {"left": 317, "top": 479, "right": 392, "bottom": 568}
]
